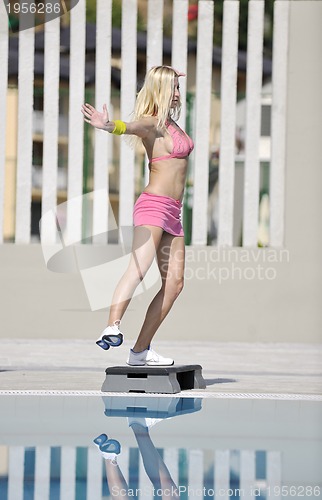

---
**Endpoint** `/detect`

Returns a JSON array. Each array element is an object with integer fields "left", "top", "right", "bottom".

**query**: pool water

[{"left": 0, "top": 395, "right": 321, "bottom": 499}]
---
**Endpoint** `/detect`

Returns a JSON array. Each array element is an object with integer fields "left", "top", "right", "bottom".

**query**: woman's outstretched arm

[{"left": 81, "top": 103, "right": 155, "bottom": 138}]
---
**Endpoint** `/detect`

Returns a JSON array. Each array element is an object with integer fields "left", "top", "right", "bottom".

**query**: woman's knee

[
  {"left": 128, "top": 267, "right": 146, "bottom": 287},
  {"left": 163, "top": 276, "right": 184, "bottom": 300},
  {"left": 127, "top": 256, "right": 153, "bottom": 283},
  {"left": 176, "top": 277, "right": 184, "bottom": 296}
]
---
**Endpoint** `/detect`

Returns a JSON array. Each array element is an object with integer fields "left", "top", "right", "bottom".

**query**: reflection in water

[
  {"left": 95, "top": 397, "right": 202, "bottom": 499},
  {"left": 95, "top": 420, "right": 179, "bottom": 499},
  {"left": 0, "top": 396, "right": 321, "bottom": 499}
]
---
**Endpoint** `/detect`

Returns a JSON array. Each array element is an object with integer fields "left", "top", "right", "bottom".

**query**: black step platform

[{"left": 101, "top": 364, "right": 206, "bottom": 394}]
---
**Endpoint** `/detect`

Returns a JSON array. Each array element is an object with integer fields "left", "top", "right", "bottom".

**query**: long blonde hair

[{"left": 133, "top": 66, "right": 182, "bottom": 130}]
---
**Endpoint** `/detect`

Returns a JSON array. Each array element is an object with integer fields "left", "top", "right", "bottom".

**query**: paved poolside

[{"left": 0, "top": 340, "right": 321, "bottom": 397}]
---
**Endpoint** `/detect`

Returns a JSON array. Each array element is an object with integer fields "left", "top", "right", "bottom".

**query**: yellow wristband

[{"left": 112, "top": 120, "right": 127, "bottom": 135}]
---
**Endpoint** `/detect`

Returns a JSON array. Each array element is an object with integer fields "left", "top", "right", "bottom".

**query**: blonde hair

[{"left": 133, "top": 66, "right": 182, "bottom": 130}]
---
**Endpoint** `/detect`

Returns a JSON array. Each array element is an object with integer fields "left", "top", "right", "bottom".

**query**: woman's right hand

[{"left": 81, "top": 103, "right": 110, "bottom": 130}]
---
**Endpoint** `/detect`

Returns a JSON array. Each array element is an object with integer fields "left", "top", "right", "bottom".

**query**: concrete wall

[{"left": 0, "top": 1, "right": 321, "bottom": 343}]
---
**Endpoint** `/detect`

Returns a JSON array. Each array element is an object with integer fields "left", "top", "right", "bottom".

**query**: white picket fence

[
  {"left": 6, "top": 445, "right": 281, "bottom": 500},
  {"left": 0, "top": 0, "right": 290, "bottom": 246}
]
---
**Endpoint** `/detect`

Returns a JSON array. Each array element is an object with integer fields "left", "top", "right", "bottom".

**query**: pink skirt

[{"left": 133, "top": 192, "right": 184, "bottom": 237}]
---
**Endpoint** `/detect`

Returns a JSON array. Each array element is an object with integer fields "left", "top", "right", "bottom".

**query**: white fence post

[
  {"left": 60, "top": 446, "right": 77, "bottom": 500},
  {"left": 191, "top": 0, "right": 214, "bottom": 245},
  {"left": 266, "top": 451, "right": 282, "bottom": 500},
  {"left": 41, "top": 5, "right": 60, "bottom": 245},
  {"left": 188, "top": 449, "right": 204, "bottom": 495},
  {"left": 93, "top": 0, "right": 113, "bottom": 243},
  {"left": 8, "top": 446, "right": 25, "bottom": 500},
  {"left": 144, "top": 0, "right": 164, "bottom": 185},
  {"left": 172, "top": 0, "right": 189, "bottom": 129},
  {"left": 270, "top": 1, "right": 290, "bottom": 247},
  {"left": 217, "top": 0, "right": 240, "bottom": 247},
  {"left": 242, "top": 0, "right": 265, "bottom": 247},
  {"left": 147, "top": 0, "right": 164, "bottom": 69},
  {"left": 15, "top": 13, "right": 35, "bottom": 243},
  {"left": 214, "top": 450, "right": 230, "bottom": 500},
  {"left": 66, "top": 0, "right": 86, "bottom": 244},
  {"left": 0, "top": 2, "right": 8, "bottom": 243},
  {"left": 239, "top": 450, "right": 256, "bottom": 497},
  {"left": 119, "top": 0, "right": 137, "bottom": 231},
  {"left": 34, "top": 446, "right": 51, "bottom": 500}
]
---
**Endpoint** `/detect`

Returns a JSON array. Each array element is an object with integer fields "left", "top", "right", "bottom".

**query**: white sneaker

[
  {"left": 127, "top": 347, "right": 174, "bottom": 366},
  {"left": 96, "top": 320, "right": 124, "bottom": 351}
]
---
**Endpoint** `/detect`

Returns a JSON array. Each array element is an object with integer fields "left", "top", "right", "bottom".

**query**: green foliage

[
  {"left": 86, "top": 0, "right": 145, "bottom": 31},
  {"left": 86, "top": 0, "right": 96, "bottom": 23},
  {"left": 112, "top": 0, "right": 122, "bottom": 28},
  {"left": 213, "top": 0, "right": 223, "bottom": 48}
]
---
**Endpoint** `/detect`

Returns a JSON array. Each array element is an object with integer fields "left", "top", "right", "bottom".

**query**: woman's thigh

[
  {"left": 127, "top": 225, "right": 164, "bottom": 280},
  {"left": 156, "top": 232, "right": 185, "bottom": 284}
]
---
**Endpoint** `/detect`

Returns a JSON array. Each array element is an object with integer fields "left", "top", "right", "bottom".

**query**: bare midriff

[{"left": 144, "top": 157, "right": 188, "bottom": 201}]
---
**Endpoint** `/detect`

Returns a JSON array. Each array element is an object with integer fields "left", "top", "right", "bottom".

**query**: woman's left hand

[{"left": 81, "top": 103, "right": 110, "bottom": 130}]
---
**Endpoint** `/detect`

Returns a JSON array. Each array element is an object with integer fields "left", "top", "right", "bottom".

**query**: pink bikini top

[{"left": 150, "top": 121, "right": 194, "bottom": 164}]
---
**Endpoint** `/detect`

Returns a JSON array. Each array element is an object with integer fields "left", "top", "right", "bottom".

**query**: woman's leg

[
  {"left": 108, "top": 225, "right": 164, "bottom": 325},
  {"left": 131, "top": 424, "right": 178, "bottom": 497},
  {"left": 104, "top": 460, "right": 129, "bottom": 500},
  {"left": 132, "top": 232, "right": 185, "bottom": 352}
]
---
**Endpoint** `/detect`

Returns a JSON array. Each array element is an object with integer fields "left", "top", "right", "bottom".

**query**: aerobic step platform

[
  {"left": 102, "top": 395, "right": 202, "bottom": 418},
  {"left": 101, "top": 364, "right": 206, "bottom": 394}
]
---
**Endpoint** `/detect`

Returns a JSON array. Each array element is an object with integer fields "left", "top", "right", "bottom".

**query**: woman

[{"left": 81, "top": 66, "right": 194, "bottom": 366}]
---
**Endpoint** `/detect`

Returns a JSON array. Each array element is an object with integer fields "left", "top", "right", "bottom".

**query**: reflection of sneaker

[
  {"left": 100, "top": 439, "right": 121, "bottom": 454},
  {"left": 127, "top": 347, "right": 174, "bottom": 366},
  {"left": 93, "top": 433, "right": 109, "bottom": 447},
  {"left": 128, "top": 417, "right": 163, "bottom": 429},
  {"left": 93, "top": 434, "right": 121, "bottom": 463},
  {"left": 96, "top": 320, "right": 124, "bottom": 351}
]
